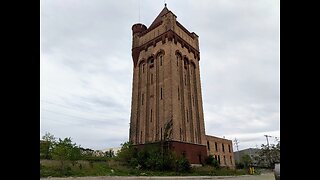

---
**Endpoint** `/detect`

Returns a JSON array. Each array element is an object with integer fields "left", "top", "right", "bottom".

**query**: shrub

[
  {"left": 175, "top": 156, "right": 191, "bottom": 172},
  {"left": 236, "top": 162, "right": 245, "bottom": 169},
  {"left": 205, "top": 155, "right": 220, "bottom": 169}
]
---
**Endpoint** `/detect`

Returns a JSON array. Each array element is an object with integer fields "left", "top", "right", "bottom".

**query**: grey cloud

[{"left": 41, "top": 0, "right": 279, "bottom": 150}]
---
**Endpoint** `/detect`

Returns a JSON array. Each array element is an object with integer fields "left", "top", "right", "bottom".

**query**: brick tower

[{"left": 129, "top": 4, "right": 208, "bottom": 164}]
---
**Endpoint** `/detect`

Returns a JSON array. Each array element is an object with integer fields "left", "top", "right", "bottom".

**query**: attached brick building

[{"left": 129, "top": 4, "right": 235, "bottom": 168}]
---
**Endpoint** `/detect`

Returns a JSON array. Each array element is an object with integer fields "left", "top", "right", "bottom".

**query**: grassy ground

[{"left": 40, "top": 160, "right": 248, "bottom": 177}]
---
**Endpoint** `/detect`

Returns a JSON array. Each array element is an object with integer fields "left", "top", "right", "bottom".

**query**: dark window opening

[
  {"left": 178, "top": 87, "right": 180, "bottom": 100},
  {"left": 142, "top": 93, "right": 144, "bottom": 105},
  {"left": 150, "top": 109, "right": 152, "bottom": 122},
  {"left": 182, "top": 151, "right": 186, "bottom": 157},
  {"left": 186, "top": 109, "right": 188, "bottom": 122},
  {"left": 161, "top": 88, "right": 163, "bottom": 99},
  {"left": 177, "top": 56, "right": 179, "bottom": 66},
  {"left": 222, "top": 144, "right": 225, "bottom": 152},
  {"left": 149, "top": 59, "right": 154, "bottom": 68},
  {"left": 151, "top": 74, "right": 153, "bottom": 84},
  {"left": 228, "top": 144, "right": 231, "bottom": 153},
  {"left": 160, "top": 56, "right": 163, "bottom": 66},
  {"left": 215, "top": 142, "right": 218, "bottom": 151},
  {"left": 140, "top": 131, "right": 142, "bottom": 143},
  {"left": 207, "top": 141, "right": 210, "bottom": 150},
  {"left": 218, "top": 155, "right": 220, "bottom": 164}
]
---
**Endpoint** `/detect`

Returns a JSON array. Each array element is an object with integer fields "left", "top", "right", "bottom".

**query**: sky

[{"left": 40, "top": 0, "right": 280, "bottom": 151}]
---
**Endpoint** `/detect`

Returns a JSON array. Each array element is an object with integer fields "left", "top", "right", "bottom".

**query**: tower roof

[{"left": 148, "top": 6, "right": 170, "bottom": 29}]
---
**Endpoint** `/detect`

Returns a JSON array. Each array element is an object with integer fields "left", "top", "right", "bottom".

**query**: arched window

[
  {"left": 139, "top": 60, "right": 145, "bottom": 73},
  {"left": 148, "top": 57, "right": 154, "bottom": 68},
  {"left": 156, "top": 50, "right": 165, "bottom": 66},
  {"left": 175, "top": 51, "right": 182, "bottom": 67}
]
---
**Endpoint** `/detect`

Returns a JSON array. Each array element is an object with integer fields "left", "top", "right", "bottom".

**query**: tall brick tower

[{"left": 129, "top": 4, "right": 208, "bottom": 164}]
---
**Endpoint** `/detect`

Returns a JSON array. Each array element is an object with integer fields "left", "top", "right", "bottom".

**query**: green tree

[
  {"left": 70, "top": 145, "right": 82, "bottom": 166},
  {"left": 116, "top": 141, "right": 136, "bottom": 164},
  {"left": 40, "top": 132, "right": 56, "bottom": 159},
  {"left": 255, "top": 142, "right": 280, "bottom": 168},
  {"left": 241, "top": 154, "right": 253, "bottom": 168},
  {"left": 51, "top": 137, "right": 80, "bottom": 170}
]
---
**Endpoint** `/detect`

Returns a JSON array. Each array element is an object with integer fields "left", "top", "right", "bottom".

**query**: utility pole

[
  {"left": 234, "top": 138, "right": 239, "bottom": 151},
  {"left": 264, "top": 135, "right": 271, "bottom": 148},
  {"left": 234, "top": 138, "right": 240, "bottom": 163},
  {"left": 264, "top": 135, "right": 272, "bottom": 168}
]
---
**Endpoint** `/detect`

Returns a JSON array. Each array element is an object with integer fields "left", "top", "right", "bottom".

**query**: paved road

[{"left": 41, "top": 172, "right": 274, "bottom": 180}]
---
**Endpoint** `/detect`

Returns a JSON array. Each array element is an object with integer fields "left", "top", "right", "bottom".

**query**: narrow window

[
  {"left": 218, "top": 155, "right": 221, "bottom": 164},
  {"left": 215, "top": 142, "right": 218, "bottom": 152},
  {"left": 207, "top": 141, "right": 210, "bottom": 150},
  {"left": 160, "top": 56, "right": 163, "bottom": 66},
  {"left": 161, "top": 128, "right": 163, "bottom": 140},
  {"left": 178, "top": 86, "right": 180, "bottom": 101},
  {"left": 186, "top": 109, "right": 188, "bottom": 122},
  {"left": 150, "top": 109, "right": 153, "bottom": 122},
  {"left": 161, "top": 87, "right": 163, "bottom": 99},
  {"left": 151, "top": 74, "right": 153, "bottom": 84},
  {"left": 192, "top": 96, "right": 195, "bottom": 106},
  {"left": 228, "top": 144, "right": 231, "bottom": 153},
  {"left": 142, "top": 93, "right": 144, "bottom": 105},
  {"left": 222, "top": 144, "right": 225, "bottom": 152},
  {"left": 140, "top": 131, "right": 142, "bottom": 143},
  {"left": 176, "top": 56, "right": 179, "bottom": 66}
]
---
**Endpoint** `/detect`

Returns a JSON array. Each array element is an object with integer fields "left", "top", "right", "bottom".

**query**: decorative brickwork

[{"left": 129, "top": 6, "right": 234, "bottom": 167}]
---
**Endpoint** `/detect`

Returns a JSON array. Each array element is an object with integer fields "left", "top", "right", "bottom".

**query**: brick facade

[
  {"left": 129, "top": 5, "right": 234, "bottom": 167},
  {"left": 206, "top": 135, "right": 235, "bottom": 168}
]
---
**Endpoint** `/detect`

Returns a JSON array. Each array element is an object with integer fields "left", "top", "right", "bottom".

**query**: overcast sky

[{"left": 40, "top": 0, "right": 279, "bottom": 151}]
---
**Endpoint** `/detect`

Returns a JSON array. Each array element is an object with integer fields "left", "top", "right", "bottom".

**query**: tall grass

[{"left": 40, "top": 160, "right": 249, "bottom": 177}]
